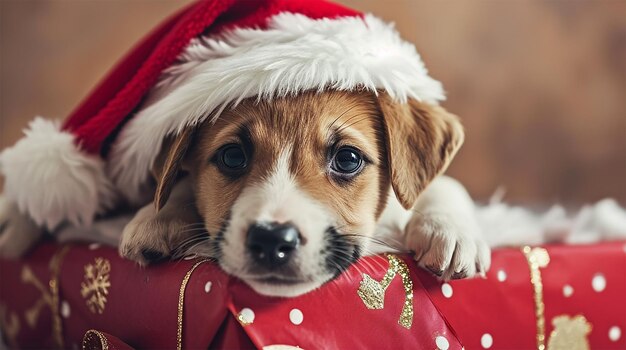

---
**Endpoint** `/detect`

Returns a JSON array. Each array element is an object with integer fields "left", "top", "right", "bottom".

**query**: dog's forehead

[{"left": 210, "top": 91, "right": 380, "bottom": 152}]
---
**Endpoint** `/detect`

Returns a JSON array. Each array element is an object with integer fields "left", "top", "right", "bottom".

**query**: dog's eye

[
  {"left": 218, "top": 144, "right": 247, "bottom": 170},
  {"left": 332, "top": 147, "right": 363, "bottom": 174}
]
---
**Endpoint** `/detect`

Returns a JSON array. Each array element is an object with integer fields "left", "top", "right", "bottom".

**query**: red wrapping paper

[
  {"left": 0, "top": 244, "right": 461, "bottom": 349},
  {"left": 1, "top": 241, "right": 625, "bottom": 349},
  {"left": 421, "top": 242, "right": 626, "bottom": 349}
]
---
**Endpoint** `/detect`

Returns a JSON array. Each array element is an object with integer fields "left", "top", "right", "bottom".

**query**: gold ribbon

[
  {"left": 177, "top": 259, "right": 210, "bottom": 350},
  {"left": 522, "top": 246, "right": 550, "bottom": 350},
  {"left": 357, "top": 254, "right": 414, "bottom": 329},
  {"left": 522, "top": 246, "right": 593, "bottom": 350}
]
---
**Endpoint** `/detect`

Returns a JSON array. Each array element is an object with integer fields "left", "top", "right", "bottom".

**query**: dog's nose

[{"left": 246, "top": 222, "right": 300, "bottom": 268}]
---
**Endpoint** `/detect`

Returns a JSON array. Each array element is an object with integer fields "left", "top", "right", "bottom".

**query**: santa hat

[{"left": 0, "top": 0, "right": 444, "bottom": 230}]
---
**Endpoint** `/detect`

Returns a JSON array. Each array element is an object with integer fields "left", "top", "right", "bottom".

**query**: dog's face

[{"left": 154, "top": 90, "right": 463, "bottom": 296}]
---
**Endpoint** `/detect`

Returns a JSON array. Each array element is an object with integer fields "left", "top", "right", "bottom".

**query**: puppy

[
  {"left": 118, "top": 89, "right": 489, "bottom": 297},
  {"left": 0, "top": 4, "right": 490, "bottom": 297}
]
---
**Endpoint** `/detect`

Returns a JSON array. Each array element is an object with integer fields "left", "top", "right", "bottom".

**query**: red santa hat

[{"left": 0, "top": 0, "right": 444, "bottom": 229}]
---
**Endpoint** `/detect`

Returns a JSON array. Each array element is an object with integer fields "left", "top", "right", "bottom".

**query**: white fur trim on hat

[
  {"left": 109, "top": 13, "right": 445, "bottom": 201},
  {"left": 0, "top": 117, "right": 116, "bottom": 229}
]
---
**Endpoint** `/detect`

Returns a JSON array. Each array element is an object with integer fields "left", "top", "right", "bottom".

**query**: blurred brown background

[{"left": 1, "top": 0, "right": 625, "bottom": 205}]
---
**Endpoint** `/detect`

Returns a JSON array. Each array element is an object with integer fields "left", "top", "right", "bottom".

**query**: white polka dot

[
  {"left": 88, "top": 243, "right": 100, "bottom": 250},
  {"left": 592, "top": 273, "right": 606, "bottom": 292},
  {"left": 204, "top": 281, "right": 212, "bottom": 293},
  {"left": 61, "top": 301, "right": 71, "bottom": 318},
  {"left": 497, "top": 270, "right": 507, "bottom": 282},
  {"left": 481, "top": 333, "right": 493, "bottom": 348},
  {"left": 289, "top": 308, "right": 304, "bottom": 325},
  {"left": 240, "top": 308, "right": 255, "bottom": 324},
  {"left": 609, "top": 326, "right": 621, "bottom": 342},
  {"left": 562, "top": 285, "right": 574, "bottom": 297},
  {"left": 441, "top": 283, "right": 453, "bottom": 298},
  {"left": 262, "top": 345, "right": 301, "bottom": 350},
  {"left": 435, "top": 335, "right": 449, "bottom": 350}
]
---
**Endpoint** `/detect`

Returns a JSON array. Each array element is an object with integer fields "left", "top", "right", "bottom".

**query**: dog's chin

[
  {"left": 219, "top": 259, "right": 333, "bottom": 297},
  {"left": 243, "top": 277, "right": 327, "bottom": 297}
]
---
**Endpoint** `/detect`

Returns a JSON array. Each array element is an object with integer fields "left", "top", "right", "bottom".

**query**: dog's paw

[
  {"left": 405, "top": 212, "right": 490, "bottom": 280},
  {"left": 0, "top": 196, "right": 44, "bottom": 259},
  {"left": 119, "top": 204, "right": 203, "bottom": 266}
]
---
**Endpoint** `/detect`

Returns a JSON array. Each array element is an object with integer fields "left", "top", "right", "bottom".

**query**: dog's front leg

[
  {"left": 119, "top": 177, "right": 204, "bottom": 265},
  {"left": 406, "top": 176, "right": 491, "bottom": 280}
]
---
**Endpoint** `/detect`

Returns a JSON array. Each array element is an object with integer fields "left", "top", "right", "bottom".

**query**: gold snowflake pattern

[{"left": 80, "top": 258, "right": 111, "bottom": 314}]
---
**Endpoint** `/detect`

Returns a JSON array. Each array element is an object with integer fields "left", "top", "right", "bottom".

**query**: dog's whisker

[
  {"left": 181, "top": 242, "right": 214, "bottom": 256},
  {"left": 327, "top": 248, "right": 363, "bottom": 282},
  {"left": 327, "top": 104, "right": 360, "bottom": 132},
  {"left": 175, "top": 236, "right": 209, "bottom": 251},
  {"left": 335, "top": 115, "right": 373, "bottom": 134},
  {"left": 333, "top": 112, "right": 370, "bottom": 134},
  {"left": 175, "top": 239, "right": 218, "bottom": 259},
  {"left": 180, "top": 222, "right": 205, "bottom": 227},
  {"left": 172, "top": 232, "right": 210, "bottom": 249},
  {"left": 340, "top": 232, "right": 406, "bottom": 252},
  {"left": 177, "top": 228, "right": 210, "bottom": 235},
  {"left": 357, "top": 254, "right": 388, "bottom": 275}
]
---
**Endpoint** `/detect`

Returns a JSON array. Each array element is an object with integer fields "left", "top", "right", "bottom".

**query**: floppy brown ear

[
  {"left": 378, "top": 93, "right": 464, "bottom": 209},
  {"left": 152, "top": 128, "right": 195, "bottom": 211}
]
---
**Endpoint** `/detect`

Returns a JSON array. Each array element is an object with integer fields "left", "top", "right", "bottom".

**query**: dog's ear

[
  {"left": 377, "top": 92, "right": 464, "bottom": 209},
  {"left": 152, "top": 128, "right": 195, "bottom": 211}
]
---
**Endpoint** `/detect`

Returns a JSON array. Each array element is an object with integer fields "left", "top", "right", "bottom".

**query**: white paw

[
  {"left": 119, "top": 204, "right": 203, "bottom": 266},
  {"left": 406, "top": 212, "right": 490, "bottom": 280},
  {"left": 0, "top": 195, "right": 43, "bottom": 259}
]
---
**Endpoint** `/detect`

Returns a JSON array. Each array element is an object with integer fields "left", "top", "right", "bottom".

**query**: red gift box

[{"left": 1, "top": 241, "right": 625, "bottom": 349}]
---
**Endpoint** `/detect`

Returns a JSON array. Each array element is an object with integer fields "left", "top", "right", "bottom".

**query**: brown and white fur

[{"left": 117, "top": 90, "right": 489, "bottom": 297}]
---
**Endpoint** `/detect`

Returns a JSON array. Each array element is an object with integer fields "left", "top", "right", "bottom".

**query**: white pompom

[{"left": 0, "top": 117, "right": 116, "bottom": 229}]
